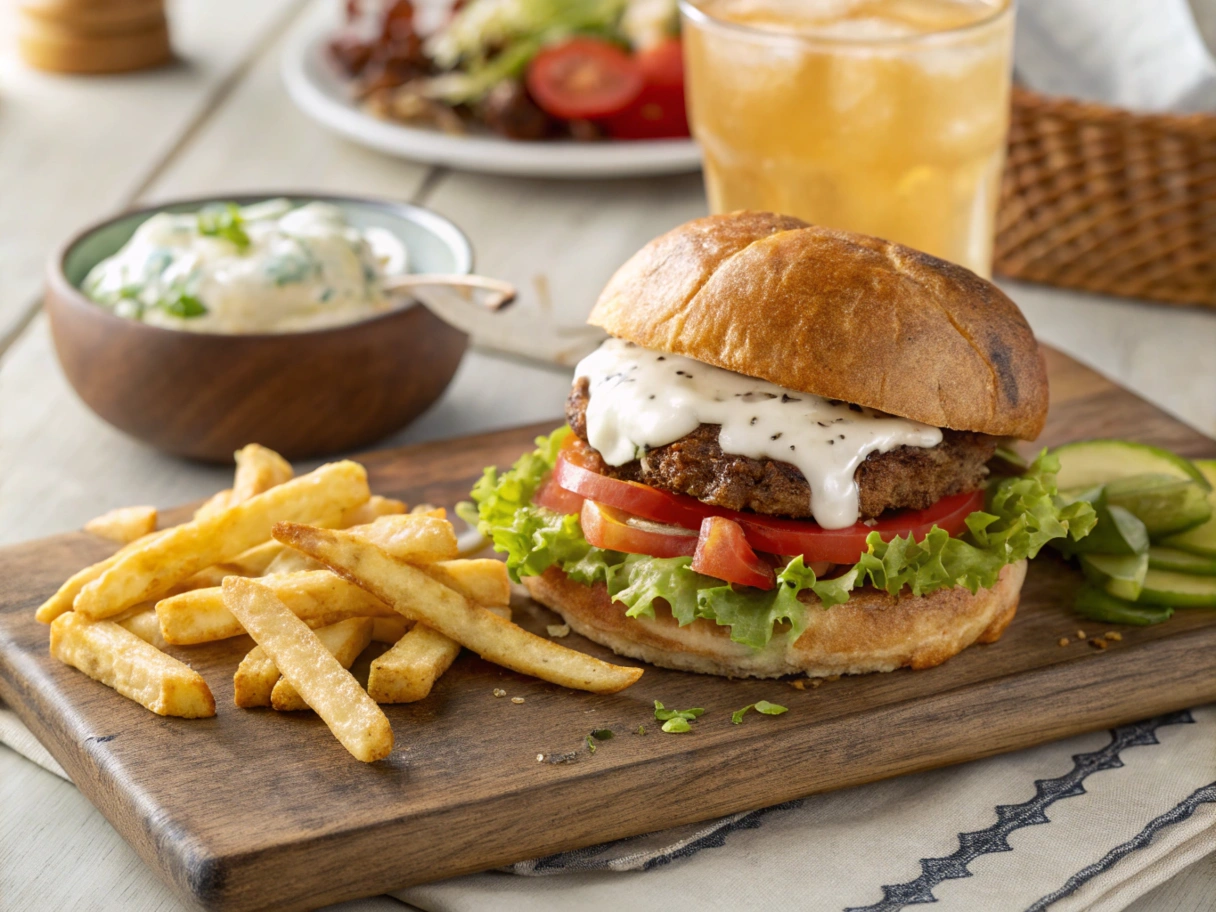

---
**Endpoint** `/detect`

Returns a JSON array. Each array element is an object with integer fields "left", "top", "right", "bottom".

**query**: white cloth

[
  {"left": 3, "top": 702, "right": 1213, "bottom": 911},
  {"left": 1014, "top": 0, "right": 1216, "bottom": 112}
]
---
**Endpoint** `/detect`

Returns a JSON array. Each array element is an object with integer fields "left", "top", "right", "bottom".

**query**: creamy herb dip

[
  {"left": 82, "top": 199, "right": 408, "bottom": 333},
  {"left": 574, "top": 338, "right": 945, "bottom": 530}
]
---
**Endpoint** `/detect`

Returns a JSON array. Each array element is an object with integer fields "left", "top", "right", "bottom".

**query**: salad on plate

[{"left": 327, "top": 0, "right": 690, "bottom": 142}]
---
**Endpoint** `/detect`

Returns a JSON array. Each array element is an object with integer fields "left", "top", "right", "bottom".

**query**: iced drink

[{"left": 681, "top": 0, "right": 1014, "bottom": 276}]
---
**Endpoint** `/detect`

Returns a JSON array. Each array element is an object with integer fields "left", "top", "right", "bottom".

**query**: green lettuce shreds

[{"left": 470, "top": 429, "right": 1096, "bottom": 649}]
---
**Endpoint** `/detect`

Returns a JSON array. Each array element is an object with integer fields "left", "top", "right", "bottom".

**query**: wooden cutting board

[{"left": 1, "top": 347, "right": 1214, "bottom": 912}]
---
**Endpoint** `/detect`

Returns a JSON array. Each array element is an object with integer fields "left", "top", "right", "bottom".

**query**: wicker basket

[{"left": 994, "top": 88, "right": 1216, "bottom": 308}]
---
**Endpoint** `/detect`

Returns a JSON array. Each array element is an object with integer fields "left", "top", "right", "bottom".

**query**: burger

[{"left": 469, "top": 212, "right": 1094, "bottom": 678}]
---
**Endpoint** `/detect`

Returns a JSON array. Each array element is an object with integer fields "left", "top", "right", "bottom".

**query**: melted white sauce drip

[{"left": 575, "top": 339, "right": 944, "bottom": 530}]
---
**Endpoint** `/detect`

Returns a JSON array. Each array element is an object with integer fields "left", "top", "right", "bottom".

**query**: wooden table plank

[
  {"left": 140, "top": 0, "right": 431, "bottom": 204},
  {"left": 0, "top": 0, "right": 304, "bottom": 348}
]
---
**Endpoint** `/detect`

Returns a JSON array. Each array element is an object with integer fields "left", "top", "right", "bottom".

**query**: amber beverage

[{"left": 681, "top": 0, "right": 1014, "bottom": 276}]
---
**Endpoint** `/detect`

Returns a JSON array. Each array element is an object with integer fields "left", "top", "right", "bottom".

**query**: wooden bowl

[{"left": 46, "top": 194, "right": 473, "bottom": 462}]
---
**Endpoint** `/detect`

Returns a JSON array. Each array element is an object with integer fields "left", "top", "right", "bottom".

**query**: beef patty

[{"left": 567, "top": 377, "right": 998, "bottom": 521}]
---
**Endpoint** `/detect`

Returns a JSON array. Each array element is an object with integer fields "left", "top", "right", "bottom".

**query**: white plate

[{"left": 279, "top": 5, "right": 703, "bottom": 179}]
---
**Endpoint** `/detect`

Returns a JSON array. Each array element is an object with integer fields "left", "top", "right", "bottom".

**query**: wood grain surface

[{"left": 1, "top": 347, "right": 1214, "bottom": 912}]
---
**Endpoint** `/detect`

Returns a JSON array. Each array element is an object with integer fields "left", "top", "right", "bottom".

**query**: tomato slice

[
  {"left": 604, "top": 38, "right": 689, "bottom": 140},
  {"left": 533, "top": 472, "right": 585, "bottom": 515},
  {"left": 692, "top": 516, "right": 775, "bottom": 590},
  {"left": 526, "top": 38, "right": 643, "bottom": 121},
  {"left": 555, "top": 442, "right": 985, "bottom": 565},
  {"left": 580, "top": 500, "right": 697, "bottom": 559}
]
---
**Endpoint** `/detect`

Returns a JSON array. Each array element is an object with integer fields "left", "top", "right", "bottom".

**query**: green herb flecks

[
  {"left": 731, "top": 701, "right": 789, "bottom": 724},
  {"left": 654, "top": 701, "right": 704, "bottom": 733},
  {"left": 586, "top": 728, "right": 614, "bottom": 754},
  {"left": 197, "top": 203, "right": 251, "bottom": 252},
  {"left": 159, "top": 289, "right": 207, "bottom": 319}
]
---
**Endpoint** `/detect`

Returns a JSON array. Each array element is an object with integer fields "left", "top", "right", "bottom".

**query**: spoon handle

[{"left": 381, "top": 273, "right": 517, "bottom": 311}]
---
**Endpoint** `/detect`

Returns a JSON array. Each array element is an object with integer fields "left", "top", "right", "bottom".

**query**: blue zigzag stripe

[
  {"left": 845, "top": 710, "right": 1195, "bottom": 912},
  {"left": 1026, "top": 780, "right": 1216, "bottom": 911}
]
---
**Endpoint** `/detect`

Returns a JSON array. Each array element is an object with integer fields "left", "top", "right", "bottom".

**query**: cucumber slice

[
  {"left": 1075, "top": 585, "right": 1173, "bottom": 626},
  {"left": 1148, "top": 546, "right": 1216, "bottom": 576},
  {"left": 1080, "top": 552, "right": 1148, "bottom": 601},
  {"left": 1053, "top": 440, "right": 1210, "bottom": 492},
  {"left": 1159, "top": 460, "right": 1216, "bottom": 558},
  {"left": 1137, "top": 568, "right": 1216, "bottom": 608},
  {"left": 1055, "top": 501, "right": 1147, "bottom": 556},
  {"left": 1101, "top": 474, "right": 1212, "bottom": 538}
]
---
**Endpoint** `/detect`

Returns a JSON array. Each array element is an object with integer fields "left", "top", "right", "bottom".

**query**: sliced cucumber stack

[
  {"left": 1050, "top": 444, "right": 1216, "bottom": 626},
  {"left": 1159, "top": 460, "right": 1216, "bottom": 558},
  {"left": 1057, "top": 501, "right": 1147, "bottom": 556},
  {"left": 1148, "top": 546, "right": 1216, "bottom": 575},
  {"left": 1074, "top": 586, "right": 1173, "bottom": 626},
  {"left": 1080, "top": 552, "right": 1148, "bottom": 601},
  {"left": 1136, "top": 568, "right": 1216, "bottom": 608},
  {"left": 1054, "top": 440, "right": 1211, "bottom": 492},
  {"left": 1100, "top": 474, "right": 1212, "bottom": 537}
]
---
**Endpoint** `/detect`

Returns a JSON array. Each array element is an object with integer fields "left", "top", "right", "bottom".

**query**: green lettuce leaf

[{"left": 470, "top": 429, "right": 1096, "bottom": 649}]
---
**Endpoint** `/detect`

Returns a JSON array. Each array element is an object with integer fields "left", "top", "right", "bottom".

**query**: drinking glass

[{"left": 680, "top": 0, "right": 1014, "bottom": 276}]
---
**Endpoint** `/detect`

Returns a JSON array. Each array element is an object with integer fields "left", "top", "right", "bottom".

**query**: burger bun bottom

[{"left": 523, "top": 561, "right": 1027, "bottom": 679}]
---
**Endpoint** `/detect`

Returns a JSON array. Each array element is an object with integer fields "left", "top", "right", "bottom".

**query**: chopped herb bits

[
  {"left": 731, "top": 701, "right": 789, "bottom": 724},
  {"left": 654, "top": 700, "right": 704, "bottom": 733}
]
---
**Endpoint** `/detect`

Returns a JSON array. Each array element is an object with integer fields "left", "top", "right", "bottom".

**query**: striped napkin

[{"left": 3, "top": 702, "right": 1212, "bottom": 911}]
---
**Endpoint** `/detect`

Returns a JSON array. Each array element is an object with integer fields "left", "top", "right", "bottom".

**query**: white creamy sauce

[
  {"left": 83, "top": 199, "right": 409, "bottom": 334},
  {"left": 575, "top": 338, "right": 944, "bottom": 530}
]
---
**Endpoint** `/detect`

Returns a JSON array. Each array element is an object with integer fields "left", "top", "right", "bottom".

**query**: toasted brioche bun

[
  {"left": 524, "top": 560, "right": 1026, "bottom": 679},
  {"left": 588, "top": 211, "right": 1048, "bottom": 440}
]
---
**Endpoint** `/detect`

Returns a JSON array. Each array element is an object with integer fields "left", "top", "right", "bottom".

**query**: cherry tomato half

[
  {"left": 605, "top": 38, "right": 689, "bottom": 140},
  {"left": 526, "top": 37, "right": 644, "bottom": 121}
]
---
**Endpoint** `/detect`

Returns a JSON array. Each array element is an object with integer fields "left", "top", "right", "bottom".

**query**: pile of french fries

[{"left": 38, "top": 444, "right": 642, "bottom": 763}]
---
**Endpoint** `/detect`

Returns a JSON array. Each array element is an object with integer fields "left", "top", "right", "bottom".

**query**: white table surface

[{"left": 1, "top": 2, "right": 1214, "bottom": 910}]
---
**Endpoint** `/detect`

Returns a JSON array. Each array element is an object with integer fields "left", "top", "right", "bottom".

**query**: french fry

[
  {"left": 339, "top": 495, "right": 407, "bottom": 528},
  {"left": 193, "top": 489, "right": 233, "bottom": 521},
  {"left": 271, "top": 618, "right": 373, "bottom": 712},
  {"left": 114, "top": 605, "right": 166, "bottom": 649},
  {"left": 36, "top": 530, "right": 161, "bottom": 624},
  {"left": 232, "top": 444, "right": 293, "bottom": 503},
  {"left": 345, "top": 514, "right": 458, "bottom": 563},
  {"left": 74, "top": 461, "right": 370, "bottom": 621},
  {"left": 275, "top": 523, "right": 643, "bottom": 694},
  {"left": 262, "top": 548, "right": 323, "bottom": 576},
  {"left": 368, "top": 606, "right": 509, "bottom": 704},
  {"left": 422, "top": 559, "right": 510, "bottom": 608},
  {"left": 234, "top": 645, "right": 278, "bottom": 708},
  {"left": 222, "top": 578, "right": 392, "bottom": 762},
  {"left": 50, "top": 612, "right": 215, "bottom": 718},
  {"left": 157, "top": 570, "right": 393, "bottom": 645},
  {"left": 84, "top": 505, "right": 157, "bottom": 544},
  {"left": 369, "top": 625, "right": 459, "bottom": 704},
  {"left": 187, "top": 496, "right": 406, "bottom": 585},
  {"left": 371, "top": 616, "right": 411, "bottom": 644}
]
